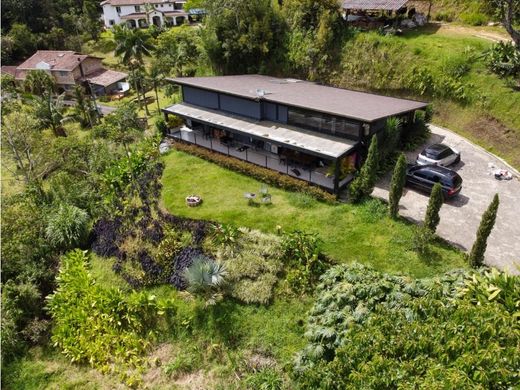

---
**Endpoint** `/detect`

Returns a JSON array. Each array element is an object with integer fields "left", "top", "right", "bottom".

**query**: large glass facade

[{"left": 287, "top": 107, "right": 360, "bottom": 140}]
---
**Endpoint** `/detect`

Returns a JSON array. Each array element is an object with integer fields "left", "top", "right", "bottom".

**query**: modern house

[
  {"left": 13, "top": 51, "right": 129, "bottom": 96},
  {"left": 101, "top": 0, "right": 189, "bottom": 28},
  {"left": 163, "top": 75, "right": 428, "bottom": 193}
]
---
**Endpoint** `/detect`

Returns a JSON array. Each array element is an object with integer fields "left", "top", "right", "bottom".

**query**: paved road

[{"left": 373, "top": 124, "right": 520, "bottom": 274}]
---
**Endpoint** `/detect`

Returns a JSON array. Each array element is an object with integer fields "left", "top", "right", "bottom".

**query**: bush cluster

[
  {"left": 172, "top": 142, "right": 337, "bottom": 203},
  {"left": 295, "top": 266, "right": 519, "bottom": 389},
  {"left": 46, "top": 250, "right": 176, "bottom": 386},
  {"left": 206, "top": 227, "right": 283, "bottom": 304}
]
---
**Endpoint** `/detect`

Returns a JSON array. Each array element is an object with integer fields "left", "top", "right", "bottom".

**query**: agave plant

[{"left": 184, "top": 255, "right": 227, "bottom": 305}]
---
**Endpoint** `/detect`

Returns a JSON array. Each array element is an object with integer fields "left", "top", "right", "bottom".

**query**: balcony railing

[{"left": 168, "top": 128, "right": 344, "bottom": 191}]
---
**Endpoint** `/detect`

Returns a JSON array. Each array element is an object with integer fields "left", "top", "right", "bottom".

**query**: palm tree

[
  {"left": 184, "top": 256, "right": 227, "bottom": 306},
  {"left": 32, "top": 93, "right": 75, "bottom": 137},
  {"left": 113, "top": 25, "right": 154, "bottom": 114},
  {"left": 148, "top": 62, "right": 165, "bottom": 113}
]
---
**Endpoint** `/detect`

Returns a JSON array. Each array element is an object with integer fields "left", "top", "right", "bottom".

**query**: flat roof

[
  {"left": 169, "top": 75, "right": 428, "bottom": 123},
  {"left": 164, "top": 103, "right": 357, "bottom": 159},
  {"left": 342, "top": 0, "right": 408, "bottom": 10}
]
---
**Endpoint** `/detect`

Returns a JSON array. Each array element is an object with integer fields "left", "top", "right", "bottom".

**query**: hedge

[{"left": 171, "top": 141, "right": 337, "bottom": 203}]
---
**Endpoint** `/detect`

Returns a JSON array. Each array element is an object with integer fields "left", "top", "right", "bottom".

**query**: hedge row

[{"left": 171, "top": 141, "right": 337, "bottom": 203}]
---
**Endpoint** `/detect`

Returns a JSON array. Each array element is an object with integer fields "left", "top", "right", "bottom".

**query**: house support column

[{"left": 333, "top": 157, "right": 341, "bottom": 194}]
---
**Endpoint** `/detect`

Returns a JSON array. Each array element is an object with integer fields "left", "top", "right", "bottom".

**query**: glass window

[
  {"left": 287, "top": 107, "right": 359, "bottom": 139},
  {"left": 109, "top": 19, "right": 115, "bottom": 25},
  {"left": 115, "top": 6, "right": 121, "bottom": 13},
  {"left": 135, "top": 5, "right": 141, "bottom": 11}
]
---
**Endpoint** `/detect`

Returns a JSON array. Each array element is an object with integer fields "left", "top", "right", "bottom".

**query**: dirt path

[
  {"left": 373, "top": 124, "right": 520, "bottom": 275},
  {"left": 434, "top": 23, "right": 512, "bottom": 42}
]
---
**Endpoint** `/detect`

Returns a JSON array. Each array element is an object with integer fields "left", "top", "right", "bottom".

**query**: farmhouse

[
  {"left": 100, "top": 0, "right": 190, "bottom": 28},
  {"left": 163, "top": 75, "right": 427, "bottom": 193},
  {"left": 13, "top": 50, "right": 128, "bottom": 96}
]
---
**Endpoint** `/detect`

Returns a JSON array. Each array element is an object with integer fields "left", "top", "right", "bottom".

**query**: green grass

[{"left": 161, "top": 150, "right": 467, "bottom": 279}]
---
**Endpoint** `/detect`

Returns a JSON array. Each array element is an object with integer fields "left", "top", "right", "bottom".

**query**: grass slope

[{"left": 161, "top": 150, "right": 466, "bottom": 279}]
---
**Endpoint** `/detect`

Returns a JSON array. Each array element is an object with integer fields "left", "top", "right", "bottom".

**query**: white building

[{"left": 101, "top": 0, "right": 189, "bottom": 29}]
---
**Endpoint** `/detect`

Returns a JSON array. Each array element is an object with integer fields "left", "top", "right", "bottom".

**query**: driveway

[{"left": 373, "top": 124, "right": 520, "bottom": 274}]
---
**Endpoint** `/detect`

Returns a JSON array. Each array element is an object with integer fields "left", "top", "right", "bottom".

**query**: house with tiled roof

[
  {"left": 13, "top": 50, "right": 129, "bottom": 96},
  {"left": 100, "top": 0, "right": 190, "bottom": 28}
]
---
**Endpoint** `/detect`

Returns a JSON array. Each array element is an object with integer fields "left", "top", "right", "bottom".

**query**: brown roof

[
  {"left": 342, "top": 0, "right": 408, "bottom": 10},
  {"left": 83, "top": 69, "right": 128, "bottom": 87},
  {"left": 169, "top": 75, "right": 428, "bottom": 123},
  {"left": 101, "top": 0, "right": 182, "bottom": 5},
  {"left": 120, "top": 12, "right": 147, "bottom": 19},
  {"left": 16, "top": 51, "right": 94, "bottom": 72},
  {"left": 1, "top": 66, "right": 17, "bottom": 77}
]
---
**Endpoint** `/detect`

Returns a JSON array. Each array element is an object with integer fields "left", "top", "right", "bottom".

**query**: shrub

[
  {"left": 434, "top": 11, "right": 454, "bottom": 22},
  {"left": 45, "top": 203, "right": 90, "bottom": 250},
  {"left": 424, "top": 182, "right": 444, "bottom": 233},
  {"left": 294, "top": 263, "right": 468, "bottom": 375},
  {"left": 46, "top": 250, "right": 176, "bottom": 385},
  {"left": 411, "top": 225, "right": 434, "bottom": 255},
  {"left": 388, "top": 153, "right": 407, "bottom": 219},
  {"left": 460, "top": 11, "right": 487, "bottom": 26},
  {"left": 401, "top": 109, "right": 431, "bottom": 151},
  {"left": 486, "top": 42, "right": 520, "bottom": 78},
  {"left": 172, "top": 142, "right": 336, "bottom": 203},
  {"left": 295, "top": 267, "right": 519, "bottom": 389},
  {"left": 209, "top": 229, "right": 283, "bottom": 304},
  {"left": 184, "top": 255, "right": 227, "bottom": 305},
  {"left": 469, "top": 193, "right": 499, "bottom": 268},
  {"left": 282, "top": 231, "right": 329, "bottom": 293}
]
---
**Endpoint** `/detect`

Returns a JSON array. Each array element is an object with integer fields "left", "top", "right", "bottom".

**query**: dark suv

[{"left": 406, "top": 164, "right": 462, "bottom": 199}]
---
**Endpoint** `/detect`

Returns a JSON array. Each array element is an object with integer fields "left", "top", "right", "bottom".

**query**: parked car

[
  {"left": 416, "top": 143, "right": 460, "bottom": 166},
  {"left": 406, "top": 164, "right": 462, "bottom": 199}
]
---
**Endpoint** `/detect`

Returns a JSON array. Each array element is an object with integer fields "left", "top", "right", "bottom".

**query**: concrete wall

[{"left": 102, "top": 2, "right": 184, "bottom": 28}]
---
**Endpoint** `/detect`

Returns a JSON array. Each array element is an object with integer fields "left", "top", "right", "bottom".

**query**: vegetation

[
  {"left": 349, "top": 135, "right": 379, "bottom": 202},
  {"left": 294, "top": 264, "right": 519, "bottom": 389},
  {"left": 162, "top": 150, "right": 466, "bottom": 278},
  {"left": 388, "top": 153, "right": 407, "bottom": 219},
  {"left": 2, "top": 1, "right": 519, "bottom": 388},
  {"left": 469, "top": 193, "right": 500, "bottom": 268},
  {"left": 424, "top": 182, "right": 444, "bottom": 233}
]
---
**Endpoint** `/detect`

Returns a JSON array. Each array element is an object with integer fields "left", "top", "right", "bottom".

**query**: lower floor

[{"left": 166, "top": 125, "right": 356, "bottom": 193}]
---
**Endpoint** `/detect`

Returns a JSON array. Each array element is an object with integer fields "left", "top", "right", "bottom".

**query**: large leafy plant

[{"left": 46, "top": 250, "right": 175, "bottom": 385}]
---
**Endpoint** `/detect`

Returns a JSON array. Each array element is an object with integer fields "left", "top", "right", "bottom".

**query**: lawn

[{"left": 161, "top": 150, "right": 467, "bottom": 279}]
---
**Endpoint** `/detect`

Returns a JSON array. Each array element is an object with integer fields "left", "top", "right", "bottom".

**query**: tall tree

[
  {"left": 202, "top": 0, "right": 285, "bottom": 74},
  {"left": 349, "top": 135, "right": 379, "bottom": 202},
  {"left": 490, "top": 0, "right": 520, "bottom": 47},
  {"left": 469, "top": 194, "right": 500, "bottom": 268},
  {"left": 31, "top": 93, "right": 75, "bottom": 137},
  {"left": 155, "top": 25, "right": 201, "bottom": 76},
  {"left": 388, "top": 153, "right": 407, "bottom": 219},
  {"left": 148, "top": 62, "right": 165, "bottom": 113},
  {"left": 113, "top": 25, "right": 154, "bottom": 114},
  {"left": 24, "top": 70, "right": 56, "bottom": 96},
  {"left": 1, "top": 110, "right": 53, "bottom": 194},
  {"left": 424, "top": 182, "right": 444, "bottom": 233}
]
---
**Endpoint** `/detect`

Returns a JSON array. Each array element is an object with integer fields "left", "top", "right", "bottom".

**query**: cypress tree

[
  {"left": 349, "top": 135, "right": 379, "bottom": 202},
  {"left": 469, "top": 194, "right": 499, "bottom": 268},
  {"left": 424, "top": 182, "right": 444, "bottom": 232},
  {"left": 388, "top": 153, "right": 407, "bottom": 219}
]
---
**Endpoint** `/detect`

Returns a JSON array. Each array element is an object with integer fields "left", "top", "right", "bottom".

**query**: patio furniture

[{"left": 244, "top": 192, "right": 257, "bottom": 206}]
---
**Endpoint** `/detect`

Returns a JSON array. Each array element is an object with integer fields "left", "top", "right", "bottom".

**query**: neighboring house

[
  {"left": 13, "top": 50, "right": 129, "bottom": 96},
  {"left": 163, "top": 75, "right": 428, "bottom": 193},
  {"left": 101, "top": 0, "right": 189, "bottom": 28}
]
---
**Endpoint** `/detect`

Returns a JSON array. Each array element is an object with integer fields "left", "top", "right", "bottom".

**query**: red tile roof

[
  {"left": 102, "top": 0, "right": 183, "bottom": 5},
  {"left": 1, "top": 66, "right": 18, "bottom": 77},
  {"left": 16, "top": 51, "right": 100, "bottom": 72}
]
